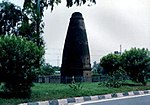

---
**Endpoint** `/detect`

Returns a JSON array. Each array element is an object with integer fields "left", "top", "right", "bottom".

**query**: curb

[{"left": 19, "top": 90, "right": 150, "bottom": 105}]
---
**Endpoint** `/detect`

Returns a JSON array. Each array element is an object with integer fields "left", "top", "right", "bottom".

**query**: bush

[
  {"left": 100, "top": 53, "right": 127, "bottom": 88},
  {"left": 0, "top": 35, "right": 44, "bottom": 98},
  {"left": 100, "top": 53, "right": 121, "bottom": 76},
  {"left": 39, "top": 63, "right": 57, "bottom": 76},
  {"left": 99, "top": 70, "right": 126, "bottom": 88},
  {"left": 69, "top": 76, "right": 82, "bottom": 91},
  {"left": 121, "top": 48, "right": 150, "bottom": 85}
]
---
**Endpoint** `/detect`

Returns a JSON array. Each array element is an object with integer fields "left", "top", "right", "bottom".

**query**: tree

[
  {"left": 92, "top": 61, "right": 103, "bottom": 75},
  {"left": 40, "top": 63, "right": 55, "bottom": 75},
  {"left": 1, "top": 0, "right": 96, "bottom": 45},
  {"left": 100, "top": 53, "right": 122, "bottom": 76},
  {"left": 64, "top": 0, "right": 96, "bottom": 8},
  {"left": 100, "top": 53, "right": 125, "bottom": 88},
  {"left": 121, "top": 48, "right": 150, "bottom": 85},
  {"left": 0, "top": 1, "right": 43, "bottom": 46},
  {"left": 0, "top": 35, "right": 44, "bottom": 98},
  {"left": 22, "top": 0, "right": 96, "bottom": 46},
  {"left": 23, "top": 0, "right": 96, "bottom": 11},
  {"left": 0, "top": 0, "right": 45, "bottom": 74},
  {"left": 39, "top": 63, "right": 60, "bottom": 75},
  {"left": 0, "top": 1, "right": 23, "bottom": 35},
  {"left": 22, "top": 0, "right": 45, "bottom": 46}
]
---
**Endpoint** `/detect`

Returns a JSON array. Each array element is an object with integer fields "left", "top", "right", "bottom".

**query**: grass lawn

[{"left": 0, "top": 81, "right": 150, "bottom": 105}]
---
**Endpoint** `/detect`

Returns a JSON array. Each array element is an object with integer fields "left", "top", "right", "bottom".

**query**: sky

[{"left": 5, "top": 0, "right": 150, "bottom": 66}]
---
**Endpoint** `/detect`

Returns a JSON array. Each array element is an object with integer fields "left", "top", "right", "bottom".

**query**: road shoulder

[{"left": 19, "top": 90, "right": 150, "bottom": 105}]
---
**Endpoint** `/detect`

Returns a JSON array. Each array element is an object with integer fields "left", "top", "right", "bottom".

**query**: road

[{"left": 79, "top": 94, "right": 150, "bottom": 105}]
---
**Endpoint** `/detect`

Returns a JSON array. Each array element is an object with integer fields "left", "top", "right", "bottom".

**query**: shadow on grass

[
  {"left": 122, "top": 83, "right": 143, "bottom": 86},
  {"left": 0, "top": 91, "right": 16, "bottom": 99},
  {"left": 0, "top": 91, "right": 30, "bottom": 99},
  {"left": 122, "top": 82, "right": 150, "bottom": 87},
  {"left": 0, "top": 91, "right": 14, "bottom": 99}
]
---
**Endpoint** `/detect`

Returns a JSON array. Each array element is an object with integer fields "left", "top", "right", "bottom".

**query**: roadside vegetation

[
  {"left": 0, "top": 81, "right": 150, "bottom": 105},
  {"left": 0, "top": 0, "right": 150, "bottom": 105},
  {"left": 100, "top": 48, "right": 150, "bottom": 87}
]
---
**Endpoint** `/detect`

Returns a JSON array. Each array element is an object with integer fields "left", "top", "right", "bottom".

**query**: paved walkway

[{"left": 19, "top": 90, "right": 150, "bottom": 105}]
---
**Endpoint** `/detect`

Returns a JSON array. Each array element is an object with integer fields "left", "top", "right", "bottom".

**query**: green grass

[{"left": 0, "top": 81, "right": 150, "bottom": 105}]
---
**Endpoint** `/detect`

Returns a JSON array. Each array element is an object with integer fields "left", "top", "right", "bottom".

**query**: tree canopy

[
  {"left": 0, "top": 0, "right": 45, "bottom": 46},
  {"left": 0, "top": 35, "right": 44, "bottom": 97},
  {"left": 100, "top": 48, "right": 150, "bottom": 85},
  {"left": 0, "top": 1, "right": 23, "bottom": 35},
  {"left": 121, "top": 48, "right": 150, "bottom": 85},
  {"left": 23, "top": 0, "right": 96, "bottom": 11},
  {"left": 100, "top": 53, "right": 122, "bottom": 76}
]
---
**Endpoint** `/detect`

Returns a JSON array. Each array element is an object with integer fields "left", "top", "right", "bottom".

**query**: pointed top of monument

[{"left": 71, "top": 12, "right": 83, "bottom": 19}]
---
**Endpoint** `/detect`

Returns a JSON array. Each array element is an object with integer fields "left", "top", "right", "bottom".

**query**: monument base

[{"left": 83, "top": 71, "right": 92, "bottom": 82}]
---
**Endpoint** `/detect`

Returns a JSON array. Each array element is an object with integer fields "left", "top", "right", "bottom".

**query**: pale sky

[{"left": 5, "top": 0, "right": 150, "bottom": 66}]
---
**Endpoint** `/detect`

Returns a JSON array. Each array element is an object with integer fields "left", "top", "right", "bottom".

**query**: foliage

[
  {"left": 22, "top": 0, "right": 96, "bottom": 45},
  {"left": 92, "top": 61, "right": 103, "bottom": 75},
  {"left": 0, "top": 0, "right": 44, "bottom": 47},
  {"left": 0, "top": 0, "right": 96, "bottom": 45},
  {"left": 66, "top": 0, "right": 96, "bottom": 7},
  {"left": 69, "top": 76, "right": 82, "bottom": 91},
  {"left": 99, "top": 70, "right": 127, "bottom": 88},
  {"left": 22, "top": 0, "right": 45, "bottom": 46},
  {"left": 52, "top": 66, "right": 60, "bottom": 72},
  {"left": 39, "top": 63, "right": 57, "bottom": 75},
  {"left": 99, "top": 53, "right": 129, "bottom": 88},
  {"left": 121, "top": 48, "right": 150, "bottom": 85},
  {"left": 100, "top": 53, "right": 122, "bottom": 76},
  {"left": 0, "top": 82, "right": 150, "bottom": 104},
  {"left": 100, "top": 48, "right": 150, "bottom": 86},
  {"left": 0, "top": 35, "right": 44, "bottom": 98},
  {"left": 23, "top": 0, "right": 96, "bottom": 11},
  {"left": 0, "top": 1, "right": 23, "bottom": 35}
]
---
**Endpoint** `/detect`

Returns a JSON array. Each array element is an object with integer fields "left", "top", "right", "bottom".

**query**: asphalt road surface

[{"left": 81, "top": 95, "right": 150, "bottom": 105}]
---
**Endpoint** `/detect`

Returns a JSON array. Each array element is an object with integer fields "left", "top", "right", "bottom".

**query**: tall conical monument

[{"left": 61, "top": 12, "right": 91, "bottom": 83}]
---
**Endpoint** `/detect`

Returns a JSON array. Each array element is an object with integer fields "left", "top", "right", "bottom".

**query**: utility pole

[
  {"left": 120, "top": 44, "right": 122, "bottom": 55},
  {"left": 57, "top": 56, "right": 59, "bottom": 67},
  {"left": 37, "top": 0, "right": 41, "bottom": 68},
  {"left": 37, "top": 0, "right": 40, "bottom": 46}
]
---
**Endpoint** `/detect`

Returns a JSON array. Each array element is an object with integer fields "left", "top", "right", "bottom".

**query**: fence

[
  {"left": 34, "top": 75, "right": 110, "bottom": 83},
  {"left": 35, "top": 75, "right": 61, "bottom": 83}
]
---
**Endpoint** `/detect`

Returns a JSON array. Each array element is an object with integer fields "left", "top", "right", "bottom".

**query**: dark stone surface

[
  {"left": 98, "top": 95, "right": 105, "bottom": 100},
  {"left": 27, "top": 102, "right": 39, "bottom": 105},
  {"left": 144, "top": 90, "right": 149, "bottom": 94},
  {"left": 133, "top": 91, "right": 140, "bottom": 95},
  {"left": 49, "top": 100, "right": 59, "bottom": 105},
  {"left": 82, "top": 95, "right": 150, "bottom": 105},
  {"left": 111, "top": 93, "right": 118, "bottom": 98},
  {"left": 84, "top": 96, "right": 91, "bottom": 101},
  {"left": 122, "top": 92, "right": 129, "bottom": 96},
  {"left": 61, "top": 12, "right": 91, "bottom": 83},
  {"left": 67, "top": 98, "right": 76, "bottom": 103}
]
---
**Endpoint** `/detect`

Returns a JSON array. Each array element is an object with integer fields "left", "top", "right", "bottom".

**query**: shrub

[
  {"left": 39, "top": 63, "right": 56, "bottom": 76},
  {"left": 121, "top": 48, "right": 150, "bottom": 85},
  {"left": 99, "top": 70, "right": 126, "bottom": 88},
  {"left": 69, "top": 76, "right": 82, "bottom": 91},
  {"left": 0, "top": 35, "right": 44, "bottom": 98},
  {"left": 100, "top": 53, "right": 127, "bottom": 88},
  {"left": 100, "top": 53, "right": 121, "bottom": 76}
]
